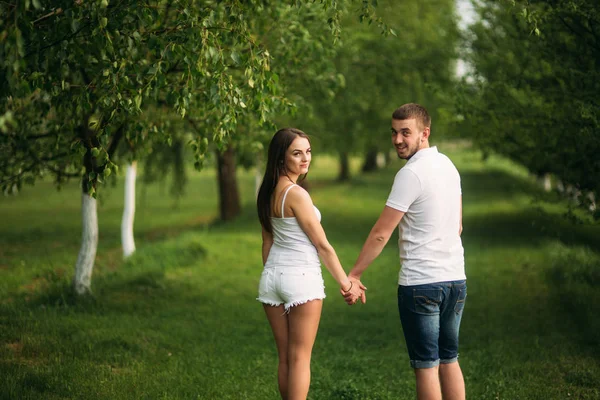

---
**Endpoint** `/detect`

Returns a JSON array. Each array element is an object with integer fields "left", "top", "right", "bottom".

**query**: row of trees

[
  {"left": 5, "top": 0, "right": 575, "bottom": 297},
  {"left": 454, "top": 0, "right": 599, "bottom": 213},
  {"left": 285, "top": 0, "right": 461, "bottom": 180},
  {"left": 1, "top": 0, "right": 386, "bottom": 294}
]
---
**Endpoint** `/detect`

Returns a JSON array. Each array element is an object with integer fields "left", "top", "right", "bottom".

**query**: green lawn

[{"left": 1, "top": 144, "right": 599, "bottom": 399}]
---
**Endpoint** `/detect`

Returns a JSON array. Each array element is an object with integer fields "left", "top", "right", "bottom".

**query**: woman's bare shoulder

[{"left": 285, "top": 184, "right": 312, "bottom": 205}]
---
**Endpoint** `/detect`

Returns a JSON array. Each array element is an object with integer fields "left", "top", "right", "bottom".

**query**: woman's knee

[{"left": 288, "top": 346, "right": 312, "bottom": 365}]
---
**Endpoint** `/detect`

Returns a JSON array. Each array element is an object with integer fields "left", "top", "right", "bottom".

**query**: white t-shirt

[{"left": 386, "top": 146, "right": 465, "bottom": 286}]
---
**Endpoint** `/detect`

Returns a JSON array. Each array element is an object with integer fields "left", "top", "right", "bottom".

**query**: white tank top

[{"left": 264, "top": 184, "right": 322, "bottom": 269}]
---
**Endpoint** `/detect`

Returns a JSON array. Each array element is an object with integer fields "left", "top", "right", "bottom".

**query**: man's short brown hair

[{"left": 392, "top": 103, "right": 431, "bottom": 130}]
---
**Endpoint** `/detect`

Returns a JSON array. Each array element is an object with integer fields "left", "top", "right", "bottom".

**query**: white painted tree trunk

[
  {"left": 586, "top": 192, "right": 596, "bottom": 212},
  {"left": 376, "top": 152, "right": 386, "bottom": 168},
  {"left": 122, "top": 161, "right": 137, "bottom": 258},
  {"left": 540, "top": 174, "right": 552, "bottom": 192},
  {"left": 73, "top": 193, "right": 98, "bottom": 295},
  {"left": 565, "top": 184, "right": 582, "bottom": 205},
  {"left": 556, "top": 180, "right": 565, "bottom": 194}
]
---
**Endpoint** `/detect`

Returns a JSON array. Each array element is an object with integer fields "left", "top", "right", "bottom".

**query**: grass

[{"left": 1, "top": 143, "right": 599, "bottom": 399}]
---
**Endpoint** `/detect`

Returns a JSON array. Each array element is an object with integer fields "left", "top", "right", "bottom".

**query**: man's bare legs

[
  {"left": 439, "top": 362, "right": 465, "bottom": 400},
  {"left": 415, "top": 367, "right": 441, "bottom": 400},
  {"left": 414, "top": 362, "right": 465, "bottom": 400}
]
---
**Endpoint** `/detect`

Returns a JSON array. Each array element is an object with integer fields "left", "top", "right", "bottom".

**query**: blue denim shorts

[{"left": 398, "top": 280, "right": 467, "bottom": 369}]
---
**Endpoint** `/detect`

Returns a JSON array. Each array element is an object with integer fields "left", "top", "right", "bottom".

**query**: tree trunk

[
  {"left": 122, "top": 161, "right": 137, "bottom": 258},
  {"left": 536, "top": 173, "right": 552, "bottom": 192},
  {"left": 216, "top": 145, "right": 241, "bottom": 221},
  {"left": 338, "top": 151, "right": 350, "bottom": 181},
  {"left": 586, "top": 192, "right": 596, "bottom": 212},
  {"left": 362, "top": 148, "right": 379, "bottom": 173},
  {"left": 543, "top": 174, "right": 551, "bottom": 192},
  {"left": 73, "top": 192, "right": 98, "bottom": 295},
  {"left": 384, "top": 150, "right": 391, "bottom": 167}
]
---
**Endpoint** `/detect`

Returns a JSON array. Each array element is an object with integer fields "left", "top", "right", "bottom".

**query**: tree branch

[
  {"left": 185, "top": 116, "right": 202, "bottom": 134},
  {"left": 27, "top": 132, "right": 59, "bottom": 140},
  {"left": 0, "top": 149, "right": 70, "bottom": 185},
  {"left": 106, "top": 123, "right": 126, "bottom": 158},
  {"left": 558, "top": 15, "right": 600, "bottom": 53},
  {"left": 32, "top": 7, "right": 63, "bottom": 25},
  {"left": 25, "top": 21, "right": 91, "bottom": 58},
  {"left": 0, "top": 163, "right": 36, "bottom": 186},
  {"left": 47, "top": 164, "right": 79, "bottom": 178},
  {"left": 163, "top": 0, "right": 173, "bottom": 25},
  {"left": 0, "top": 131, "right": 59, "bottom": 140}
]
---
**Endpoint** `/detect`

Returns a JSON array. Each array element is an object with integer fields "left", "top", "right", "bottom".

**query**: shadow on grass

[
  {"left": 14, "top": 240, "right": 209, "bottom": 314},
  {"left": 461, "top": 169, "right": 535, "bottom": 202},
  {"left": 465, "top": 208, "right": 600, "bottom": 251},
  {"left": 213, "top": 167, "right": 600, "bottom": 253}
]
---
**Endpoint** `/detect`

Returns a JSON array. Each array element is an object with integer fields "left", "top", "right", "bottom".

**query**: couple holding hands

[{"left": 256, "top": 104, "right": 467, "bottom": 400}]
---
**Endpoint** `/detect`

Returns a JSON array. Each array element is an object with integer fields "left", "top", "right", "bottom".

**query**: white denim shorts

[{"left": 257, "top": 267, "right": 326, "bottom": 311}]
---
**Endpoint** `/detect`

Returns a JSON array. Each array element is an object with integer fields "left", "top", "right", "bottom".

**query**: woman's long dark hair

[{"left": 257, "top": 128, "right": 310, "bottom": 233}]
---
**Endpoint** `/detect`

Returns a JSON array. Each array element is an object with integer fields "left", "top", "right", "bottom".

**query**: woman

[{"left": 256, "top": 128, "right": 364, "bottom": 400}]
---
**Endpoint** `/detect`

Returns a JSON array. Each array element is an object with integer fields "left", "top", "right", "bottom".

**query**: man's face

[{"left": 391, "top": 118, "right": 426, "bottom": 160}]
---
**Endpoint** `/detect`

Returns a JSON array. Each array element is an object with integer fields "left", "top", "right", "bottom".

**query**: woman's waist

[
  {"left": 265, "top": 245, "right": 320, "bottom": 267},
  {"left": 272, "top": 231, "right": 314, "bottom": 245},
  {"left": 270, "top": 240, "right": 317, "bottom": 252}
]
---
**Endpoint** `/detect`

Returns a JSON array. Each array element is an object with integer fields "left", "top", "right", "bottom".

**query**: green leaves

[
  {"left": 0, "top": 111, "right": 16, "bottom": 133},
  {"left": 230, "top": 50, "right": 241, "bottom": 65},
  {"left": 457, "top": 0, "right": 600, "bottom": 207},
  {"left": 0, "top": 0, "right": 389, "bottom": 192}
]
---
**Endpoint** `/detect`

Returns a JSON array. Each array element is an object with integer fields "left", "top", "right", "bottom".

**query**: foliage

[
  {"left": 454, "top": 0, "right": 600, "bottom": 202},
  {"left": 285, "top": 0, "right": 461, "bottom": 160},
  {"left": 1, "top": 0, "right": 395, "bottom": 196}
]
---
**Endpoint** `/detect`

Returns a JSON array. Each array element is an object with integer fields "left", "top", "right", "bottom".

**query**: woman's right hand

[{"left": 340, "top": 277, "right": 367, "bottom": 305}]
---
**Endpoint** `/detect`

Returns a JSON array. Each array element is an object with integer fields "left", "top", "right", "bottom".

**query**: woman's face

[{"left": 284, "top": 137, "right": 311, "bottom": 176}]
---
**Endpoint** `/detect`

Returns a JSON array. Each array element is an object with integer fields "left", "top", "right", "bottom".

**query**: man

[{"left": 345, "top": 103, "right": 466, "bottom": 400}]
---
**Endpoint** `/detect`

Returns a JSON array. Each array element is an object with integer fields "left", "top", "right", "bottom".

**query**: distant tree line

[{"left": 454, "top": 0, "right": 599, "bottom": 214}]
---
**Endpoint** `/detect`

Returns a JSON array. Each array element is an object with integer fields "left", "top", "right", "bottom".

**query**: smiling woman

[{"left": 255, "top": 128, "right": 365, "bottom": 400}]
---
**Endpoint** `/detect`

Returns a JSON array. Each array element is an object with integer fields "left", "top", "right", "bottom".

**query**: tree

[
  {"left": 1, "top": 1, "right": 391, "bottom": 294},
  {"left": 454, "top": 0, "right": 599, "bottom": 211},
  {"left": 284, "top": 0, "right": 461, "bottom": 180},
  {"left": 0, "top": 1, "right": 340, "bottom": 295}
]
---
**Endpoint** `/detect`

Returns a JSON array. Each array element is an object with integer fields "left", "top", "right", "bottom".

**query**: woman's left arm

[{"left": 262, "top": 227, "right": 274, "bottom": 266}]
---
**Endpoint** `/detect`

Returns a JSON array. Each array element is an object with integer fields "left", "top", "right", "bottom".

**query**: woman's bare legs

[
  {"left": 287, "top": 300, "right": 322, "bottom": 400},
  {"left": 264, "top": 301, "right": 323, "bottom": 400},
  {"left": 264, "top": 304, "right": 290, "bottom": 399}
]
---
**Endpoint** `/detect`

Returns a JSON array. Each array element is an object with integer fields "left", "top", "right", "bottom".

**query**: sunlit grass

[{"left": 1, "top": 144, "right": 599, "bottom": 399}]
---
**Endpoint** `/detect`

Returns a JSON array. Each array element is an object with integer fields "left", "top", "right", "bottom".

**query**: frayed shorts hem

[
  {"left": 257, "top": 296, "right": 325, "bottom": 312},
  {"left": 410, "top": 356, "right": 458, "bottom": 369}
]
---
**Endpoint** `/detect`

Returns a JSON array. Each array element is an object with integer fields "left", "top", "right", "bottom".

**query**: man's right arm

[
  {"left": 342, "top": 206, "right": 404, "bottom": 305},
  {"left": 344, "top": 168, "right": 419, "bottom": 304},
  {"left": 349, "top": 205, "right": 405, "bottom": 279}
]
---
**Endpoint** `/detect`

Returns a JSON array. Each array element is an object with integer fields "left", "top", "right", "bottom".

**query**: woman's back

[{"left": 265, "top": 184, "right": 321, "bottom": 268}]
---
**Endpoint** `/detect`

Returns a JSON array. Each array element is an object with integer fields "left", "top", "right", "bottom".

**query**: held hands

[{"left": 339, "top": 275, "right": 367, "bottom": 306}]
